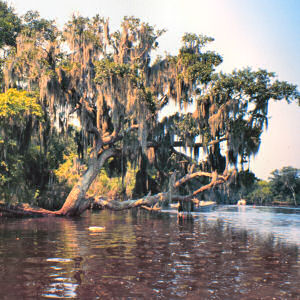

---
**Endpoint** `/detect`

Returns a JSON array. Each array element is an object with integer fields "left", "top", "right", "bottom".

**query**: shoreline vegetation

[
  {"left": 0, "top": 1, "right": 299, "bottom": 217},
  {"left": 1, "top": 198, "right": 299, "bottom": 220}
]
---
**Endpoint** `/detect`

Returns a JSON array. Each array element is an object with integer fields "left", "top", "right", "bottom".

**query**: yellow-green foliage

[
  {"left": 0, "top": 89, "right": 43, "bottom": 203},
  {"left": 89, "top": 169, "right": 123, "bottom": 199},
  {"left": 55, "top": 153, "right": 137, "bottom": 199},
  {"left": 123, "top": 163, "right": 137, "bottom": 197},
  {"left": 89, "top": 162, "right": 137, "bottom": 199},
  {"left": 54, "top": 153, "right": 81, "bottom": 187},
  {"left": 0, "top": 88, "right": 42, "bottom": 121}
]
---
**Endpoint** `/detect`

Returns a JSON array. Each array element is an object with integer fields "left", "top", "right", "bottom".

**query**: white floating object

[
  {"left": 46, "top": 258, "right": 72, "bottom": 263},
  {"left": 88, "top": 226, "right": 106, "bottom": 232}
]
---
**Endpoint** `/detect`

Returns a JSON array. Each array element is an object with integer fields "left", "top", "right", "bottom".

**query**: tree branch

[
  {"left": 174, "top": 170, "right": 215, "bottom": 188},
  {"left": 0, "top": 203, "right": 59, "bottom": 217},
  {"left": 0, "top": 170, "right": 230, "bottom": 217},
  {"left": 95, "top": 191, "right": 165, "bottom": 210},
  {"left": 95, "top": 171, "right": 230, "bottom": 210},
  {"left": 170, "top": 147, "right": 195, "bottom": 164},
  {"left": 158, "top": 94, "right": 169, "bottom": 110},
  {"left": 172, "top": 137, "right": 227, "bottom": 148}
]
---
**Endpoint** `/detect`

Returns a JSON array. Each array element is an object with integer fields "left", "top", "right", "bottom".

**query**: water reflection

[
  {"left": 204, "top": 205, "right": 300, "bottom": 247},
  {"left": 0, "top": 208, "right": 299, "bottom": 299}
]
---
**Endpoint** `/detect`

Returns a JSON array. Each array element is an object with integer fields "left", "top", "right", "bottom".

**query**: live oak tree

[
  {"left": 0, "top": 1, "right": 21, "bottom": 89},
  {"left": 0, "top": 9, "right": 70, "bottom": 204},
  {"left": 1, "top": 12, "right": 299, "bottom": 217}
]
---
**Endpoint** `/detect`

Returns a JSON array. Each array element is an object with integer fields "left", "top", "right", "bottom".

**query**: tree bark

[
  {"left": 0, "top": 203, "right": 59, "bottom": 218},
  {"left": 0, "top": 148, "right": 117, "bottom": 218},
  {"left": 57, "top": 148, "right": 117, "bottom": 216},
  {"left": 95, "top": 171, "right": 229, "bottom": 210},
  {"left": 0, "top": 151, "right": 229, "bottom": 217}
]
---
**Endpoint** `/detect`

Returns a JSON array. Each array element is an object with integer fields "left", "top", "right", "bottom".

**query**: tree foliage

[
  {"left": 0, "top": 88, "right": 42, "bottom": 118},
  {"left": 0, "top": 1, "right": 21, "bottom": 89},
  {"left": 269, "top": 166, "right": 300, "bottom": 205},
  {"left": 0, "top": 1, "right": 21, "bottom": 48},
  {"left": 0, "top": 89, "right": 41, "bottom": 201},
  {"left": 0, "top": 11, "right": 299, "bottom": 216},
  {"left": 244, "top": 167, "right": 300, "bottom": 206}
]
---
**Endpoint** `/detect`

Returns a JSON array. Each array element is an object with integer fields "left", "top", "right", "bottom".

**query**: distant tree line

[{"left": 246, "top": 167, "right": 300, "bottom": 206}]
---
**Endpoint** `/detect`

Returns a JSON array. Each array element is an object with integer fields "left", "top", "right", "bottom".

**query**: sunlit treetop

[
  {"left": 3, "top": 13, "right": 300, "bottom": 175},
  {"left": 0, "top": 0, "right": 21, "bottom": 48}
]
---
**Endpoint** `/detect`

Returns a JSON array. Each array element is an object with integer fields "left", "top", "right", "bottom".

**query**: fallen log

[{"left": 0, "top": 170, "right": 230, "bottom": 217}]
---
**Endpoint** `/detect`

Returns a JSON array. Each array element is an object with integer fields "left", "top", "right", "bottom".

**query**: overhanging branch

[
  {"left": 95, "top": 171, "right": 230, "bottom": 210},
  {"left": 172, "top": 137, "right": 227, "bottom": 148}
]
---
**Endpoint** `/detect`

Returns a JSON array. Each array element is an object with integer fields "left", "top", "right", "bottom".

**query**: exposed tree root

[{"left": 0, "top": 203, "right": 59, "bottom": 218}]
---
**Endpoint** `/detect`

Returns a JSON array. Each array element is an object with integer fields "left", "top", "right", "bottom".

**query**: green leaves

[
  {"left": 94, "top": 59, "right": 135, "bottom": 84},
  {"left": 270, "top": 80, "right": 300, "bottom": 103},
  {"left": 0, "top": 1, "right": 21, "bottom": 48},
  {"left": 247, "top": 167, "right": 300, "bottom": 206},
  {"left": 269, "top": 167, "right": 300, "bottom": 205},
  {"left": 174, "top": 113, "right": 201, "bottom": 145},
  {"left": 182, "top": 33, "right": 214, "bottom": 51},
  {"left": 22, "top": 11, "right": 58, "bottom": 41},
  {"left": 0, "top": 89, "right": 42, "bottom": 121}
]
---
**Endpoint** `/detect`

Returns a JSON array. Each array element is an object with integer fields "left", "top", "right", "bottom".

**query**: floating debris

[{"left": 88, "top": 226, "right": 106, "bottom": 232}]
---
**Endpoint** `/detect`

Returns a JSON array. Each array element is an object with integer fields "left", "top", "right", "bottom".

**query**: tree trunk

[
  {"left": 57, "top": 148, "right": 117, "bottom": 216},
  {"left": 95, "top": 171, "right": 229, "bottom": 210},
  {"left": 0, "top": 151, "right": 229, "bottom": 218},
  {"left": 289, "top": 186, "right": 297, "bottom": 206},
  {"left": 0, "top": 148, "right": 117, "bottom": 218}
]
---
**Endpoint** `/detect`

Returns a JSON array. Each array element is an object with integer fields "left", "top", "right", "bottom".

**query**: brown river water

[{"left": 0, "top": 206, "right": 299, "bottom": 299}]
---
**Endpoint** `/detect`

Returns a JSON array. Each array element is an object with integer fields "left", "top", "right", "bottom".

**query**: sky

[{"left": 8, "top": 0, "right": 300, "bottom": 180}]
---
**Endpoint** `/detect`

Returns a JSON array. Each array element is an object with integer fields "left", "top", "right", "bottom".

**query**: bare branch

[
  {"left": 95, "top": 191, "right": 166, "bottom": 210},
  {"left": 157, "top": 94, "right": 169, "bottom": 110},
  {"left": 174, "top": 171, "right": 214, "bottom": 188},
  {"left": 0, "top": 203, "right": 59, "bottom": 217},
  {"left": 141, "top": 203, "right": 161, "bottom": 211},
  {"left": 94, "top": 171, "right": 230, "bottom": 210},
  {"left": 170, "top": 147, "right": 195, "bottom": 164},
  {"left": 0, "top": 170, "right": 230, "bottom": 217},
  {"left": 101, "top": 123, "right": 139, "bottom": 148}
]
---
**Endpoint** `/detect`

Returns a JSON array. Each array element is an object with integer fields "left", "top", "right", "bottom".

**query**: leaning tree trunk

[
  {"left": 0, "top": 148, "right": 116, "bottom": 218},
  {"left": 0, "top": 149, "right": 230, "bottom": 218},
  {"left": 57, "top": 148, "right": 117, "bottom": 216}
]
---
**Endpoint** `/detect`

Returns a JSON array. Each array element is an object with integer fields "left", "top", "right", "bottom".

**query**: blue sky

[{"left": 9, "top": 0, "right": 300, "bottom": 179}]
